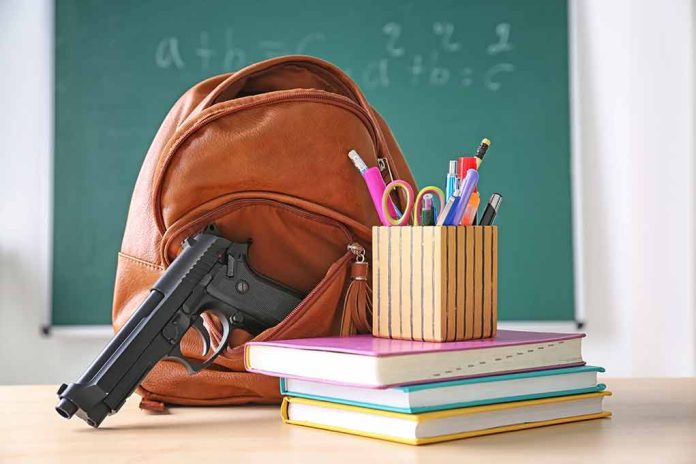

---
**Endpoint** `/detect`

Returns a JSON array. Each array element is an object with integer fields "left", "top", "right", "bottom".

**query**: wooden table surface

[{"left": 1, "top": 379, "right": 694, "bottom": 464}]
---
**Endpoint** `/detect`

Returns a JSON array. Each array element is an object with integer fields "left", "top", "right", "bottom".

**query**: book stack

[{"left": 245, "top": 330, "right": 611, "bottom": 445}]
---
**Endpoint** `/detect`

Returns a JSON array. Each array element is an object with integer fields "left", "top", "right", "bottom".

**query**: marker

[
  {"left": 479, "top": 193, "right": 503, "bottom": 225},
  {"left": 475, "top": 138, "right": 491, "bottom": 168},
  {"left": 461, "top": 191, "right": 480, "bottom": 226},
  {"left": 348, "top": 150, "right": 398, "bottom": 226},
  {"left": 457, "top": 156, "right": 478, "bottom": 183},
  {"left": 450, "top": 169, "right": 479, "bottom": 225},
  {"left": 445, "top": 160, "right": 458, "bottom": 200}
]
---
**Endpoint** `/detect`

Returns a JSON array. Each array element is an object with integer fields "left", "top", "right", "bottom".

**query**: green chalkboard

[{"left": 53, "top": 0, "right": 574, "bottom": 326}]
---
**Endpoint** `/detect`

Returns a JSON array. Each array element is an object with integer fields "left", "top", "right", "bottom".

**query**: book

[
  {"left": 245, "top": 330, "right": 585, "bottom": 388},
  {"left": 281, "top": 391, "right": 612, "bottom": 445},
  {"left": 280, "top": 365, "right": 606, "bottom": 413}
]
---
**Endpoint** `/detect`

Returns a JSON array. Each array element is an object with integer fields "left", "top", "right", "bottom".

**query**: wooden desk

[{"left": 1, "top": 379, "right": 694, "bottom": 463}]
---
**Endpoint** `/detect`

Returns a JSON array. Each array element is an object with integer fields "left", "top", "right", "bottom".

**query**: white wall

[
  {"left": 0, "top": 0, "right": 108, "bottom": 384},
  {"left": 571, "top": 0, "right": 695, "bottom": 376},
  {"left": 0, "top": 0, "right": 693, "bottom": 385}
]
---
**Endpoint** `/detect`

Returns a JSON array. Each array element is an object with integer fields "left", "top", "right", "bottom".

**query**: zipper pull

[
  {"left": 340, "top": 243, "right": 372, "bottom": 335},
  {"left": 347, "top": 242, "right": 366, "bottom": 265},
  {"left": 377, "top": 157, "right": 395, "bottom": 184}
]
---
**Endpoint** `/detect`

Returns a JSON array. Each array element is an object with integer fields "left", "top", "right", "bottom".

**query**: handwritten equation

[{"left": 154, "top": 22, "right": 515, "bottom": 91}]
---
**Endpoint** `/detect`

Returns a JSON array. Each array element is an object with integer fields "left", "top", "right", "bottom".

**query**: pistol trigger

[
  {"left": 218, "top": 311, "right": 233, "bottom": 346},
  {"left": 191, "top": 317, "right": 211, "bottom": 355},
  {"left": 198, "top": 310, "right": 232, "bottom": 366},
  {"left": 164, "top": 310, "right": 232, "bottom": 375}
]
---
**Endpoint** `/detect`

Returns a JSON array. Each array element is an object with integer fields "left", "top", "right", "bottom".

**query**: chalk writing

[
  {"left": 408, "top": 54, "right": 424, "bottom": 85},
  {"left": 296, "top": 33, "right": 325, "bottom": 54},
  {"left": 433, "top": 22, "right": 461, "bottom": 52},
  {"left": 196, "top": 32, "right": 215, "bottom": 70},
  {"left": 223, "top": 28, "right": 246, "bottom": 70},
  {"left": 487, "top": 23, "right": 513, "bottom": 55},
  {"left": 383, "top": 22, "right": 405, "bottom": 57},
  {"left": 153, "top": 22, "right": 516, "bottom": 91},
  {"left": 363, "top": 58, "right": 390, "bottom": 89},
  {"left": 460, "top": 67, "right": 473, "bottom": 87},
  {"left": 485, "top": 63, "right": 515, "bottom": 90},
  {"left": 155, "top": 37, "right": 185, "bottom": 69},
  {"left": 429, "top": 52, "right": 450, "bottom": 86}
]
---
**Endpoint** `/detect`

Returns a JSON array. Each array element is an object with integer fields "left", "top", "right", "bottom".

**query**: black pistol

[{"left": 55, "top": 226, "right": 303, "bottom": 427}]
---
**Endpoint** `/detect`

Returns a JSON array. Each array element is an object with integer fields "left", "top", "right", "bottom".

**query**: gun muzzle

[
  {"left": 56, "top": 382, "right": 112, "bottom": 427},
  {"left": 55, "top": 397, "right": 78, "bottom": 419}
]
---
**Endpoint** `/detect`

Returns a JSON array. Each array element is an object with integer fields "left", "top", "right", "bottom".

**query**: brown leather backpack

[{"left": 111, "top": 55, "right": 415, "bottom": 408}]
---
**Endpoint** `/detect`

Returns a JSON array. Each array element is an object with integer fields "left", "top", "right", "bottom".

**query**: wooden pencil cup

[{"left": 372, "top": 226, "right": 498, "bottom": 342}]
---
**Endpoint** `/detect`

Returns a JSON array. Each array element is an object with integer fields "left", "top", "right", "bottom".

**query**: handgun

[{"left": 55, "top": 225, "right": 303, "bottom": 427}]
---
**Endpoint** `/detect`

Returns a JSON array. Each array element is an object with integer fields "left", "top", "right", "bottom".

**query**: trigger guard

[
  {"left": 163, "top": 345, "right": 202, "bottom": 375},
  {"left": 164, "top": 310, "right": 232, "bottom": 375}
]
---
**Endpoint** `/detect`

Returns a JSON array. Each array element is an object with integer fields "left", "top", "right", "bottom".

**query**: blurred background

[{"left": 0, "top": 0, "right": 694, "bottom": 384}]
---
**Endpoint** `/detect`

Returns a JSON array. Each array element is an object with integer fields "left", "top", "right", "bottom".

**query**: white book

[
  {"left": 246, "top": 331, "right": 586, "bottom": 388},
  {"left": 281, "top": 366, "right": 606, "bottom": 413}
]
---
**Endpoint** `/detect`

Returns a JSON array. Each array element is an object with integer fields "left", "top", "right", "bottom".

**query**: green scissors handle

[{"left": 381, "top": 182, "right": 445, "bottom": 226}]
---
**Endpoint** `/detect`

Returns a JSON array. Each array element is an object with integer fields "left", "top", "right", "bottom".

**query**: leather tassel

[{"left": 340, "top": 244, "right": 373, "bottom": 335}]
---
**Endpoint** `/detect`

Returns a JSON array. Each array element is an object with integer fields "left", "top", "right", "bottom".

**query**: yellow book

[{"left": 281, "top": 391, "right": 612, "bottom": 445}]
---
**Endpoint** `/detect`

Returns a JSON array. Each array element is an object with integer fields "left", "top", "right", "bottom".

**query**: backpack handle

[{"left": 195, "top": 55, "right": 390, "bottom": 157}]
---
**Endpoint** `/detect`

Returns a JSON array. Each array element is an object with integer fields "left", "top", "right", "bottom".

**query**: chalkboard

[{"left": 53, "top": 0, "right": 574, "bottom": 326}]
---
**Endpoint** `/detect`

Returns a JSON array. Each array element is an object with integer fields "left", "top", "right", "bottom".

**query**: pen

[
  {"left": 436, "top": 185, "right": 460, "bottom": 226},
  {"left": 475, "top": 138, "right": 491, "bottom": 168},
  {"left": 445, "top": 160, "right": 458, "bottom": 200},
  {"left": 478, "top": 193, "right": 502, "bottom": 225},
  {"left": 349, "top": 150, "right": 398, "bottom": 226},
  {"left": 450, "top": 169, "right": 479, "bottom": 225},
  {"left": 420, "top": 194, "right": 435, "bottom": 226}
]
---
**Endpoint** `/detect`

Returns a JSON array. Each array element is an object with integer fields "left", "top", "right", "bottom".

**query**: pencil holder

[{"left": 372, "top": 226, "right": 498, "bottom": 342}]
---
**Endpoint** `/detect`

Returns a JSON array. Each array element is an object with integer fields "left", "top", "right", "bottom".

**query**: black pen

[{"left": 478, "top": 193, "right": 502, "bottom": 225}]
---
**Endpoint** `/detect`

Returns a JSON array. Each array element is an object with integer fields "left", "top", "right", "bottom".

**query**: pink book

[{"left": 245, "top": 330, "right": 586, "bottom": 388}]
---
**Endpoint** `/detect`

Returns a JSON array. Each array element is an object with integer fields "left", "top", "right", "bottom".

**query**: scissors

[{"left": 380, "top": 180, "right": 445, "bottom": 226}]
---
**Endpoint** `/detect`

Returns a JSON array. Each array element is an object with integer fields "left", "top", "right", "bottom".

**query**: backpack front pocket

[
  {"left": 137, "top": 219, "right": 354, "bottom": 406},
  {"left": 161, "top": 194, "right": 368, "bottom": 357}
]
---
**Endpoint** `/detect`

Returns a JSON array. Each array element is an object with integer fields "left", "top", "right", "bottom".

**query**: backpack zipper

[
  {"left": 377, "top": 157, "right": 396, "bottom": 182},
  {"left": 152, "top": 90, "right": 388, "bottom": 234},
  {"left": 161, "top": 197, "right": 355, "bottom": 265}
]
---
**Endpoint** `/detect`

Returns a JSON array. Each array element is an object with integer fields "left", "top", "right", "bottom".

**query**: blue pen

[
  {"left": 436, "top": 185, "right": 460, "bottom": 225},
  {"left": 442, "top": 192, "right": 462, "bottom": 225},
  {"left": 450, "top": 169, "right": 479, "bottom": 225}
]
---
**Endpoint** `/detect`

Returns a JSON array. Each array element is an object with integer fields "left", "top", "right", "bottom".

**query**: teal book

[{"left": 280, "top": 366, "right": 606, "bottom": 414}]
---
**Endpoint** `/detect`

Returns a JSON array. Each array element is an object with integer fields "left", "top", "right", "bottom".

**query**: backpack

[{"left": 111, "top": 55, "right": 416, "bottom": 409}]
